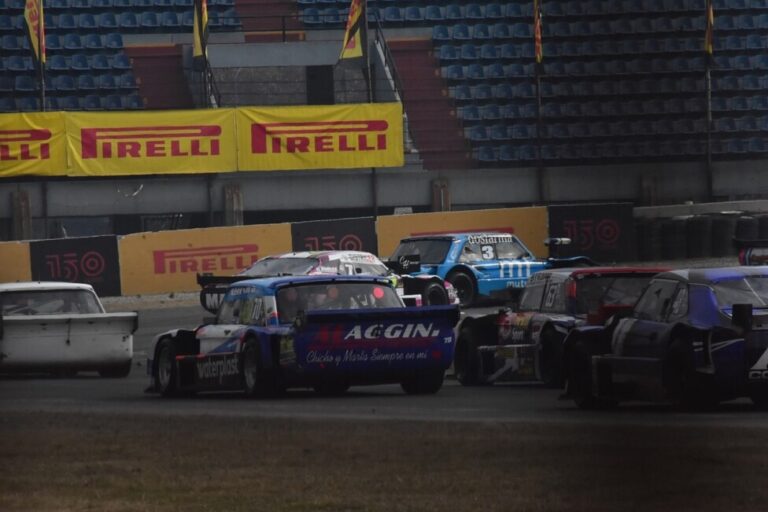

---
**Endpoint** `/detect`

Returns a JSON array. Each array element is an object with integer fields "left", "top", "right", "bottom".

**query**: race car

[
  {"left": 0, "top": 281, "right": 138, "bottom": 377},
  {"left": 197, "top": 251, "right": 457, "bottom": 314},
  {"left": 735, "top": 238, "right": 768, "bottom": 266},
  {"left": 454, "top": 267, "right": 665, "bottom": 387},
  {"left": 387, "top": 232, "right": 595, "bottom": 306},
  {"left": 562, "top": 266, "right": 768, "bottom": 409},
  {"left": 147, "top": 274, "right": 460, "bottom": 397}
]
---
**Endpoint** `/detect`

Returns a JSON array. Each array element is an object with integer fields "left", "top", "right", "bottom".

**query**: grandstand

[{"left": 1, "top": 0, "right": 768, "bottom": 240}]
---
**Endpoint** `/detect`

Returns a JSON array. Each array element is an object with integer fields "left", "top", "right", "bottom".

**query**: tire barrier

[
  {"left": 637, "top": 217, "right": 663, "bottom": 262},
  {"left": 685, "top": 215, "right": 712, "bottom": 259},
  {"left": 661, "top": 217, "right": 687, "bottom": 260},
  {"left": 758, "top": 214, "right": 768, "bottom": 240},
  {"left": 735, "top": 216, "right": 759, "bottom": 241},
  {"left": 711, "top": 213, "right": 739, "bottom": 257}
]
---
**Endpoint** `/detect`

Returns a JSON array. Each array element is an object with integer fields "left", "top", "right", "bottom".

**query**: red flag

[{"left": 534, "top": 0, "right": 543, "bottom": 65}]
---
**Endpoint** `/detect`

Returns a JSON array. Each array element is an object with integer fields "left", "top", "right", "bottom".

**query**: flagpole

[
  {"left": 364, "top": 0, "right": 372, "bottom": 103},
  {"left": 704, "top": 0, "right": 713, "bottom": 201},
  {"left": 38, "top": 14, "right": 45, "bottom": 111},
  {"left": 533, "top": 0, "right": 545, "bottom": 204}
]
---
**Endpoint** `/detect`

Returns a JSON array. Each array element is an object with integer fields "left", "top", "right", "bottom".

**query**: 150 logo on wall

[
  {"left": 30, "top": 235, "right": 122, "bottom": 296},
  {"left": 291, "top": 217, "right": 378, "bottom": 255},
  {"left": 547, "top": 203, "right": 635, "bottom": 262}
]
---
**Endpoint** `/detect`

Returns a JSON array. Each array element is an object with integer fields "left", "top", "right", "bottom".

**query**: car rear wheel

[
  {"left": 539, "top": 327, "right": 564, "bottom": 388},
  {"left": 156, "top": 339, "right": 178, "bottom": 397},
  {"left": 422, "top": 281, "right": 449, "bottom": 306},
  {"left": 566, "top": 340, "right": 597, "bottom": 409},
  {"left": 401, "top": 370, "right": 444, "bottom": 395},
  {"left": 454, "top": 327, "right": 482, "bottom": 386},
  {"left": 447, "top": 270, "right": 476, "bottom": 307},
  {"left": 242, "top": 339, "right": 261, "bottom": 397},
  {"left": 664, "top": 339, "right": 718, "bottom": 410}
]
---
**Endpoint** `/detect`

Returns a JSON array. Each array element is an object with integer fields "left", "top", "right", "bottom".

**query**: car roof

[
  {"left": 401, "top": 231, "right": 516, "bottom": 242},
  {"left": 265, "top": 251, "right": 381, "bottom": 261},
  {"left": 0, "top": 281, "right": 96, "bottom": 293},
  {"left": 230, "top": 274, "right": 392, "bottom": 292},
  {"left": 537, "top": 266, "right": 670, "bottom": 279},
  {"left": 654, "top": 266, "right": 768, "bottom": 284}
]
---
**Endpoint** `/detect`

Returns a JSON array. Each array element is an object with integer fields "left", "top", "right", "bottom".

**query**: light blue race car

[{"left": 387, "top": 232, "right": 595, "bottom": 306}]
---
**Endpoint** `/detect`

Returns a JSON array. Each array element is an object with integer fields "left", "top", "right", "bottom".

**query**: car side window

[
  {"left": 541, "top": 279, "right": 565, "bottom": 313},
  {"left": 217, "top": 299, "right": 240, "bottom": 324},
  {"left": 459, "top": 242, "right": 488, "bottom": 262},
  {"left": 633, "top": 280, "right": 679, "bottom": 321},
  {"left": 667, "top": 285, "right": 688, "bottom": 322}
]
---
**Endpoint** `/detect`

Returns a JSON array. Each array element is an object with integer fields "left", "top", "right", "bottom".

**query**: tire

[
  {"left": 454, "top": 327, "right": 482, "bottom": 386},
  {"left": 99, "top": 361, "right": 132, "bottom": 378},
  {"left": 155, "top": 339, "right": 178, "bottom": 397},
  {"left": 447, "top": 270, "right": 476, "bottom": 307},
  {"left": 422, "top": 281, "right": 449, "bottom": 306},
  {"left": 566, "top": 340, "right": 597, "bottom": 409},
  {"left": 539, "top": 327, "right": 564, "bottom": 388},
  {"left": 750, "top": 390, "right": 768, "bottom": 410},
  {"left": 401, "top": 370, "right": 444, "bottom": 395}
]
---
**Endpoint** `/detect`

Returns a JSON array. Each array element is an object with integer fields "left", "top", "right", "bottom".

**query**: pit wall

[{"left": 0, "top": 203, "right": 637, "bottom": 296}]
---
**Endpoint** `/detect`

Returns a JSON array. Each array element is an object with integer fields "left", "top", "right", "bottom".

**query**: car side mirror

[{"left": 732, "top": 303, "right": 753, "bottom": 332}]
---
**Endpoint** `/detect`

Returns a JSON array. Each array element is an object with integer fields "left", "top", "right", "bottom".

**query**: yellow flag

[
  {"left": 193, "top": 0, "right": 208, "bottom": 71},
  {"left": 339, "top": 0, "right": 366, "bottom": 64},
  {"left": 23, "top": 0, "right": 45, "bottom": 68}
]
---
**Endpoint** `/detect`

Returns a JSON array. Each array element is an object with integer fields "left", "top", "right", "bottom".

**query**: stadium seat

[
  {"left": 70, "top": 53, "right": 90, "bottom": 71},
  {"left": 439, "top": 45, "right": 459, "bottom": 61},
  {"left": 45, "top": 33, "right": 62, "bottom": 51},
  {"left": 499, "top": 43, "right": 516, "bottom": 59},
  {"left": 382, "top": 6, "right": 402, "bottom": 24},
  {"left": 79, "top": 12, "right": 97, "bottom": 30},
  {"left": 113, "top": 0, "right": 132, "bottom": 7},
  {"left": 15, "top": 74, "right": 37, "bottom": 92},
  {"left": 746, "top": 34, "right": 765, "bottom": 50},
  {"left": 62, "top": 33, "right": 83, "bottom": 50},
  {"left": 47, "top": 54, "right": 69, "bottom": 71},
  {"left": 124, "top": 94, "right": 144, "bottom": 109},
  {"left": 53, "top": 74, "right": 76, "bottom": 91},
  {"left": 17, "top": 97, "right": 40, "bottom": 111},
  {"left": 404, "top": 6, "right": 423, "bottom": 22},
  {"left": 441, "top": 64, "right": 464, "bottom": 80},
  {"left": 465, "top": 125, "right": 488, "bottom": 141},
  {"left": 0, "top": 75, "right": 12, "bottom": 93},
  {"left": 445, "top": 4, "right": 464, "bottom": 20},
  {"left": 180, "top": 10, "right": 194, "bottom": 27},
  {"left": 499, "top": 103, "right": 518, "bottom": 119},
  {"left": 84, "top": 33, "right": 104, "bottom": 50},
  {"left": 472, "top": 23, "right": 492, "bottom": 41},
  {"left": 1, "top": 34, "right": 20, "bottom": 52},
  {"left": 161, "top": 11, "right": 179, "bottom": 28},
  {"left": 432, "top": 25, "right": 451, "bottom": 42},
  {"left": 105, "top": 32, "right": 124, "bottom": 49},
  {"left": 320, "top": 8, "right": 342, "bottom": 26},
  {"left": 141, "top": 11, "right": 160, "bottom": 29},
  {"left": 480, "top": 104, "right": 501, "bottom": 120},
  {"left": 471, "top": 83, "right": 493, "bottom": 100},
  {"left": 5, "top": 55, "right": 31, "bottom": 71},
  {"left": 98, "top": 73, "right": 118, "bottom": 90},
  {"left": 77, "top": 74, "right": 98, "bottom": 90},
  {"left": 465, "top": 62, "right": 484, "bottom": 80},
  {"left": 459, "top": 43, "right": 477, "bottom": 61},
  {"left": 510, "top": 124, "right": 536, "bottom": 139},
  {"left": 58, "top": 13, "right": 77, "bottom": 30},
  {"left": 465, "top": 3, "right": 484, "bottom": 20},
  {"left": 498, "top": 145, "right": 516, "bottom": 162},
  {"left": 117, "top": 72, "right": 138, "bottom": 89},
  {"left": 120, "top": 12, "right": 140, "bottom": 29},
  {"left": 451, "top": 84, "right": 471, "bottom": 101},
  {"left": 458, "top": 105, "right": 481, "bottom": 122},
  {"left": 91, "top": 53, "right": 111, "bottom": 70},
  {"left": 475, "top": 146, "right": 498, "bottom": 163},
  {"left": 424, "top": 5, "right": 444, "bottom": 22},
  {"left": 154, "top": 0, "right": 173, "bottom": 7},
  {"left": 484, "top": 63, "right": 504, "bottom": 80},
  {"left": 57, "top": 95, "right": 80, "bottom": 110},
  {"left": 452, "top": 23, "right": 471, "bottom": 41},
  {"left": 743, "top": 75, "right": 763, "bottom": 90},
  {"left": 103, "top": 94, "right": 123, "bottom": 110},
  {"left": 489, "top": 124, "right": 508, "bottom": 141},
  {"left": 82, "top": 95, "right": 102, "bottom": 110},
  {"left": 493, "top": 23, "right": 513, "bottom": 39},
  {"left": 478, "top": 43, "right": 497, "bottom": 60}
]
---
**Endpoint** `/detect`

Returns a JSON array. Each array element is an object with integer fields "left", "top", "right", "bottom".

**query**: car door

[
  {"left": 614, "top": 279, "right": 681, "bottom": 358},
  {"left": 507, "top": 274, "right": 550, "bottom": 343}
]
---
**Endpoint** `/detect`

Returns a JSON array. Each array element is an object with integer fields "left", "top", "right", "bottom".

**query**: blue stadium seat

[
  {"left": 471, "top": 83, "right": 492, "bottom": 100},
  {"left": 484, "top": 63, "right": 504, "bottom": 80},
  {"left": 743, "top": 75, "right": 763, "bottom": 90},
  {"left": 105, "top": 32, "right": 124, "bottom": 49},
  {"left": 492, "top": 23, "right": 512, "bottom": 39},
  {"left": 473, "top": 23, "right": 492, "bottom": 41},
  {"left": 62, "top": 33, "right": 83, "bottom": 50},
  {"left": 499, "top": 103, "right": 518, "bottom": 119},
  {"left": 82, "top": 95, "right": 103, "bottom": 110},
  {"left": 125, "top": 94, "right": 144, "bottom": 109},
  {"left": 91, "top": 53, "right": 111, "bottom": 70},
  {"left": 0, "top": 14, "right": 12, "bottom": 32},
  {"left": 465, "top": 125, "right": 488, "bottom": 141},
  {"left": 117, "top": 72, "right": 138, "bottom": 89},
  {"left": 441, "top": 64, "right": 464, "bottom": 80},
  {"left": 58, "top": 13, "right": 77, "bottom": 30},
  {"left": 404, "top": 6, "right": 423, "bottom": 22},
  {"left": 746, "top": 34, "right": 765, "bottom": 50},
  {"left": 321, "top": 8, "right": 343, "bottom": 26},
  {"left": 458, "top": 105, "right": 481, "bottom": 122},
  {"left": 751, "top": 96, "right": 768, "bottom": 111},
  {"left": 84, "top": 33, "right": 104, "bottom": 50},
  {"left": 499, "top": 43, "right": 516, "bottom": 59},
  {"left": 0, "top": 75, "right": 13, "bottom": 94},
  {"left": 481, "top": 104, "right": 501, "bottom": 120},
  {"left": 77, "top": 74, "right": 98, "bottom": 90},
  {"left": 511, "top": 22, "right": 531, "bottom": 38},
  {"left": 141, "top": 11, "right": 160, "bottom": 29},
  {"left": 98, "top": 73, "right": 118, "bottom": 90},
  {"left": 120, "top": 11, "right": 140, "bottom": 29},
  {"left": 301, "top": 7, "right": 321, "bottom": 25},
  {"left": 52, "top": 74, "right": 75, "bottom": 91},
  {"left": 752, "top": 55, "right": 768, "bottom": 70},
  {"left": 161, "top": 11, "right": 180, "bottom": 28},
  {"left": 735, "top": 14, "right": 755, "bottom": 30},
  {"left": 70, "top": 53, "right": 90, "bottom": 71},
  {"left": 424, "top": 5, "right": 444, "bottom": 22},
  {"left": 452, "top": 23, "right": 471, "bottom": 41},
  {"left": 478, "top": 43, "right": 497, "bottom": 60},
  {"left": 451, "top": 84, "right": 471, "bottom": 101},
  {"left": 79, "top": 12, "right": 97, "bottom": 30},
  {"left": 58, "top": 96, "right": 80, "bottom": 110},
  {"left": 2, "top": 34, "right": 20, "bottom": 51},
  {"left": 382, "top": 6, "right": 402, "bottom": 24},
  {"left": 45, "top": 33, "right": 62, "bottom": 52},
  {"left": 48, "top": 54, "right": 69, "bottom": 71},
  {"left": 465, "top": 3, "right": 484, "bottom": 20},
  {"left": 459, "top": 43, "right": 477, "bottom": 60},
  {"left": 475, "top": 146, "right": 498, "bottom": 163},
  {"left": 104, "top": 94, "right": 123, "bottom": 110},
  {"left": 465, "top": 62, "right": 484, "bottom": 80},
  {"left": 15, "top": 74, "right": 37, "bottom": 92},
  {"left": 485, "top": 3, "right": 503, "bottom": 19},
  {"left": 439, "top": 45, "right": 459, "bottom": 61},
  {"left": 489, "top": 124, "right": 508, "bottom": 140},
  {"left": 505, "top": 3, "right": 523, "bottom": 17},
  {"left": 5, "top": 55, "right": 31, "bottom": 71},
  {"left": 17, "top": 97, "right": 40, "bottom": 111},
  {"left": 499, "top": 145, "right": 516, "bottom": 162},
  {"left": 432, "top": 25, "right": 451, "bottom": 42},
  {"left": 114, "top": 0, "right": 132, "bottom": 7},
  {"left": 48, "top": 0, "right": 69, "bottom": 10},
  {"left": 445, "top": 4, "right": 464, "bottom": 20},
  {"left": 154, "top": 0, "right": 173, "bottom": 7},
  {"left": 506, "top": 62, "right": 529, "bottom": 76}
]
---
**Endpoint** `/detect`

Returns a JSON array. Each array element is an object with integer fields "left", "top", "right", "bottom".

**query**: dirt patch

[{"left": 2, "top": 411, "right": 768, "bottom": 512}]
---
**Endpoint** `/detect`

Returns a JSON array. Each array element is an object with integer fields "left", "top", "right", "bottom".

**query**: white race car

[{"left": 0, "top": 282, "right": 138, "bottom": 377}]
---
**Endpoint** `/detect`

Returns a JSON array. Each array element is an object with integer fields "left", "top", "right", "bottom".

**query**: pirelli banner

[
  {"left": 0, "top": 112, "right": 67, "bottom": 177},
  {"left": 0, "top": 103, "right": 404, "bottom": 177}
]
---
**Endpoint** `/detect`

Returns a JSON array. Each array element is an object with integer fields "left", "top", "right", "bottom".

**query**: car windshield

[
  {"left": 0, "top": 289, "right": 104, "bottom": 315},
  {"left": 239, "top": 257, "right": 317, "bottom": 276},
  {"left": 712, "top": 277, "right": 768, "bottom": 309},
  {"left": 573, "top": 275, "right": 654, "bottom": 314},
  {"left": 390, "top": 239, "right": 452, "bottom": 265},
  {"left": 276, "top": 282, "right": 403, "bottom": 323}
]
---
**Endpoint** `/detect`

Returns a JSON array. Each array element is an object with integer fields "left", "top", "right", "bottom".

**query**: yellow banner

[
  {"left": 376, "top": 207, "right": 550, "bottom": 258},
  {"left": 65, "top": 109, "right": 237, "bottom": 176},
  {"left": 119, "top": 223, "right": 292, "bottom": 295},
  {"left": 0, "top": 113, "right": 67, "bottom": 177},
  {"left": 237, "top": 103, "right": 403, "bottom": 171},
  {"left": 0, "top": 241, "right": 32, "bottom": 282}
]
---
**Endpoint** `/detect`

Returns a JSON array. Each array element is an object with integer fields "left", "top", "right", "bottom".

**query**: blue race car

[
  {"left": 387, "top": 232, "right": 593, "bottom": 306},
  {"left": 563, "top": 266, "right": 768, "bottom": 409},
  {"left": 147, "top": 274, "right": 459, "bottom": 397}
]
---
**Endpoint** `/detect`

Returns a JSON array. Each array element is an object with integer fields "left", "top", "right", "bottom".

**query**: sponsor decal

[
  {"left": 196, "top": 355, "right": 239, "bottom": 384},
  {"left": 467, "top": 234, "right": 515, "bottom": 245},
  {"left": 251, "top": 120, "right": 388, "bottom": 155},
  {"left": 343, "top": 322, "right": 440, "bottom": 341},
  {"left": 81, "top": 125, "right": 221, "bottom": 159},
  {"left": 0, "top": 129, "right": 51, "bottom": 161},
  {"left": 749, "top": 345, "right": 768, "bottom": 380},
  {"left": 153, "top": 244, "right": 259, "bottom": 274}
]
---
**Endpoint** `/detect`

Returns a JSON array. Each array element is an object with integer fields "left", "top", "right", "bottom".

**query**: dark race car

[
  {"left": 562, "top": 266, "right": 768, "bottom": 409},
  {"left": 197, "top": 251, "right": 457, "bottom": 314},
  {"left": 147, "top": 274, "right": 460, "bottom": 397},
  {"left": 454, "top": 266, "right": 666, "bottom": 387}
]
